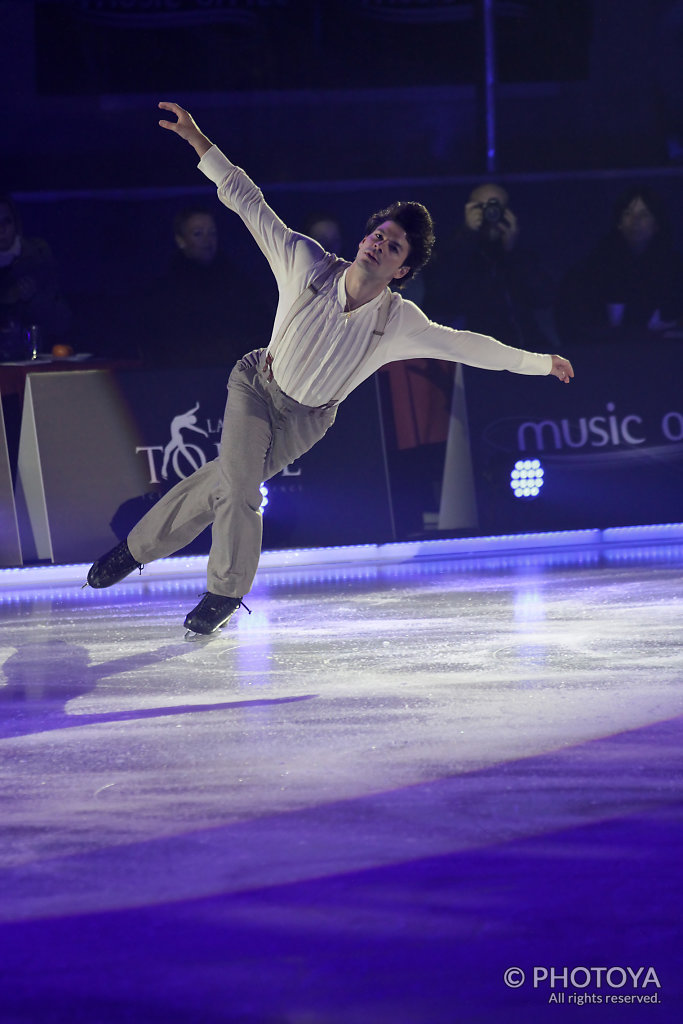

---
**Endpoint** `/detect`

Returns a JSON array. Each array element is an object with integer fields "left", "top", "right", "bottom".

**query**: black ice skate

[
  {"left": 184, "top": 592, "right": 251, "bottom": 640},
  {"left": 86, "top": 540, "right": 144, "bottom": 589}
]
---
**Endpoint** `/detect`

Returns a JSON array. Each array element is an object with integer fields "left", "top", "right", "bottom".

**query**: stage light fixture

[
  {"left": 510, "top": 458, "right": 544, "bottom": 499},
  {"left": 260, "top": 483, "right": 269, "bottom": 512}
]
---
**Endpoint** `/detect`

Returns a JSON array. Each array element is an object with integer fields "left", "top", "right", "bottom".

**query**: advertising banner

[{"left": 464, "top": 342, "right": 683, "bottom": 534}]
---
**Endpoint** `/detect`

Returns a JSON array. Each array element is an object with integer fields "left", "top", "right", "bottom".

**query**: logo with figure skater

[
  {"left": 135, "top": 398, "right": 300, "bottom": 486},
  {"left": 161, "top": 402, "right": 209, "bottom": 480},
  {"left": 135, "top": 401, "right": 220, "bottom": 485}
]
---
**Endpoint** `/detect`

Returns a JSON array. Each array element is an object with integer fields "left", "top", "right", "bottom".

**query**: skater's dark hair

[{"left": 364, "top": 201, "right": 435, "bottom": 287}]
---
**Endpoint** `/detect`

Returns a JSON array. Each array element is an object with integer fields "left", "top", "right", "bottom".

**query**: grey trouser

[{"left": 127, "top": 349, "right": 337, "bottom": 597}]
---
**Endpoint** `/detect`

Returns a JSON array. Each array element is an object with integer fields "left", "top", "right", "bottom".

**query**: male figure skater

[{"left": 87, "top": 102, "right": 574, "bottom": 637}]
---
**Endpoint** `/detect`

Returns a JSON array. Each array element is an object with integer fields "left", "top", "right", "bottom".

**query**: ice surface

[{"left": 0, "top": 538, "right": 681, "bottom": 1023}]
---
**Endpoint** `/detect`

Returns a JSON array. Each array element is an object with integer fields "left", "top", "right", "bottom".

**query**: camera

[{"left": 481, "top": 197, "right": 505, "bottom": 224}]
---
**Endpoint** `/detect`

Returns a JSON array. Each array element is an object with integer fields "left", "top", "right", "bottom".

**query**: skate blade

[{"left": 183, "top": 628, "right": 223, "bottom": 642}]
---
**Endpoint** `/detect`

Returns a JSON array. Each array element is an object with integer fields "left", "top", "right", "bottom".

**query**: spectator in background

[
  {"left": 555, "top": 186, "right": 683, "bottom": 346},
  {"left": 0, "top": 194, "right": 71, "bottom": 358},
  {"left": 424, "top": 182, "right": 557, "bottom": 351},
  {"left": 303, "top": 212, "right": 344, "bottom": 256},
  {"left": 137, "top": 206, "right": 272, "bottom": 369}
]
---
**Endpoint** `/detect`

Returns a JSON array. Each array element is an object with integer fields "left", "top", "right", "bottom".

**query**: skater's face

[
  {"left": 356, "top": 220, "right": 411, "bottom": 284},
  {"left": 175, "top": 212, "right": 218, "bottom": 264}
]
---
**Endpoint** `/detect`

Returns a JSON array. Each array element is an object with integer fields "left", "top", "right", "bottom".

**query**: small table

[{"left": 0, "top": 354, "right": 141, "bottom": 477}]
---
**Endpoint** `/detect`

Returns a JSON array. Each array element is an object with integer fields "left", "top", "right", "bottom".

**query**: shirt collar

[{"left": 337, "top": 266, "right": 386, "bottom": 313}]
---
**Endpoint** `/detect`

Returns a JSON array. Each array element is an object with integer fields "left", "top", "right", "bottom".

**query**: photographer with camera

[
  {"left": 464, "top": 184, "right": 519, "bottom": 251},
  {"left": 424, "top": 182, "right": 556, "bottom": 353}
]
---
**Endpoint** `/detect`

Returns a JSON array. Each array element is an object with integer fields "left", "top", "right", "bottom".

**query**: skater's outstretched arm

[
  {"left": 158, "top": 102, "right": 213, "bottom": 158},
  {"left": 157, "top": 101, "right": 328, "bottom": 294}
]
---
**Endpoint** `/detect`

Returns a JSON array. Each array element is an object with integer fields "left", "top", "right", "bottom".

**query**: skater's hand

[
  {"left": 158, "top": 102, "right": 213, "bottom": 158},
  {"left": 550, "top": 354, "right": 574, "bottom": 383}
]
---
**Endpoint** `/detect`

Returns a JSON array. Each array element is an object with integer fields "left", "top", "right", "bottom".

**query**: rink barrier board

[
  {"left": 0, "top": 392, "right": 22, "bottom": 567},
  {"left": 14, "top": 366, "right": 396, "bottom": 565}
]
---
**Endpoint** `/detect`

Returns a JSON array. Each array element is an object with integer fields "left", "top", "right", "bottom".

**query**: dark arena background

[{"left": 0, "top": 3, "right": 682, "bottom": 1022}]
